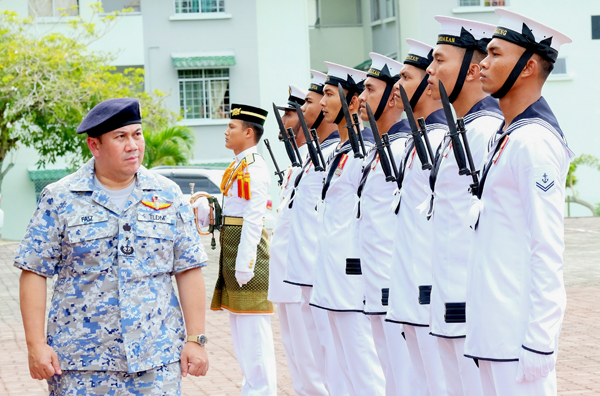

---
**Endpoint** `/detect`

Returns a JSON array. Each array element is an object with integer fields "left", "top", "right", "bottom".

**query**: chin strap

[
  {"left": 334, "top": 90, "right": 354, "bottom": 124},
  {"left": 491, "top": 50, "right": 534, "bottom": 99},
  {"left": 374, "top": 78, "right": 399, "bottom": 121},
  {"left": 410, "top": 74, "right": 430, "bottom": 111},
  {"left": 312, "top": 111, "right": 324, "bottom": 130},
  {"left": 448, "top": 48, "right": 474, "bottom": 103}
]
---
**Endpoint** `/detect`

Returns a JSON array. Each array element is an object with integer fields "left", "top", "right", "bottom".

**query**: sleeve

[
  {"left": 173, "top": 192, "right": 209, "bottom": 274},
  {"left": 13, "top": 188, "right": 63, "bottom": 278},
  {"left": 236, "top": 162, "right": 270, "bottom": 272},
  {"left": 516, "top": 133, "right": 568, "bottom": 354}
]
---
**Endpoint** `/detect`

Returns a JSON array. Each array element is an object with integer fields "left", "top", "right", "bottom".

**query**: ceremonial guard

[
  {"left": 16, "top": 98, "right": 209, "bottom": 394},
  {"left": 310, "top": 62, "right": 385, "bottom": 396},
  {"left": 465, "top": 10, "right": 573, "bottom": 396},
  {"left": 195, "top": 103, "right": 276, "bottom": 395},
  {"left": 385, "top": 39, "right": 448, "bottom": 395},
  {"left": 268, "top": 85, "right": 328, "bottom": 396},
  {"left": 284, "top": 71, "right": 345, "bottom": 395},
  {"left": 356, "top": 52, "right": 415, "bottom": 396},
  {"left": 425, "top": 17, "right": 503, "bottom": 396}
]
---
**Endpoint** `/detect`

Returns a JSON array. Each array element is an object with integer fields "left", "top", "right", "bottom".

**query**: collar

[
  {"left": 235, "top": 145, "right": 258, "bottom": 163},
  {"left": 465, "top": 96, "right": 503, "bottom": 119},
  {"left": 69, "top": 158, "right": 161, "bottom": 192},
  {"left": 425, "top": 108, "right": 448, "bottom": 129}
]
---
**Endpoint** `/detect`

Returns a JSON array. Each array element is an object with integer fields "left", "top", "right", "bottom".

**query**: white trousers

[
  {"left": 299, "top": 287, "right": 348, "bottom": 396},
  {"left": 278, "top": 302, "right": 328, "bottom": 396},
  {"left": 479, "top": 359, "right": 557, "bottom": 396},
  {"left": 370, "top": 315, "right": 416, "bottom": 396},
  {"left": 403, "top": 325, "right": 447, "bottom": 396},
  {"left": 437, "top": 337, "right": 484, "bottom": 396},
  {"left": 229, "top": 314, "right": 277, "bottom": 396},
  {"left": 328, "top": 311, "right": 386, "bottom": 396}
]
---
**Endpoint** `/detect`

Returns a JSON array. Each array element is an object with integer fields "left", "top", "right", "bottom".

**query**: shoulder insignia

[{"left": 245, "top": 153, "right": 256, "bottom": 165}]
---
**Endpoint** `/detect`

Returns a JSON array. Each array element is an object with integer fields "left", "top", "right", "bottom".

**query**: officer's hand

[
  {"left": 181, "top": 341, "right": 209, "bottom": 377},
  {"left": 28, "top": 343, "right": 62, "bottom": 380},
  {"left": 235, "top": 270, "right": 254, "bottom": 287},
  {"left": 516, "top": 347, "right": 555, "bottom": 382}
]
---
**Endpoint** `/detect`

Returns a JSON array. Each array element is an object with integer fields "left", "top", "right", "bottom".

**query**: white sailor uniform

[
  {"left": 386, "top": 109, "right": 448, "bottom": 396},
  {"left": 283, "top": 133, "right": 348, "bottom": 396},
  {"left": 310, "top": 131, "right": 386, "bottom": 396},
  {"left": 357, "top": 120, "right": 416, "bottom": 395},
  {"left": 429, "top": 96, "right": 503, "bottom": 396},
  {"left": 465, "top": 97, "right": 573, "bottom": 395}
]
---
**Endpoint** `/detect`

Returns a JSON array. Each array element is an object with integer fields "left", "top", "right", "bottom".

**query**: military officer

[
  {"left": 425, "top": 16, "right": 503, "bottom": 396},
  {"left": 385, "top": 39, "right": 448, "bottom": 396},
  {"left": 310, "top": 62, "right": 385, "bottom": 396},
  {"left": 16, "top": 98, "right": 209, "bottom": 395},
  {"left": 284, "top": 70, "right": 346, "bottom": 396},
  {"left": 194, "top": 103, "right": 276, "bottom": 395},
  {"left": 465, "top": 10, "right": 572, "bottom": 396},
  {"left": 356, "top": 52, "right": 415, "bottom": 396},
  {"left": 268, "top": 85, "right": 328, "bottom": 396}
]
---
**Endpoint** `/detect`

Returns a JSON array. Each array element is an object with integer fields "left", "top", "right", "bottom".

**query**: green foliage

[
  {"left": 566, "top": 154, "right": 600, "bottom": 190},
  {"left": 0, "top": 5, "right": 176, "bottom": 180},
  {"left": 143, "top": 126, "right": 195, "bottom": 169}
]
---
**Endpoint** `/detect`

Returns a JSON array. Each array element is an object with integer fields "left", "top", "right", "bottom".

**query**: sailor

[
  {"left": 464, "top": 10, "right": 573, "bottom": 396},
  {"left": 194, "top": 103, "right": 277, "bottom": 395},
  {"left": 425, "top": 16, "right": 504, "bottom": 396},
  {"left": 385, "top": 39, "right": 448, "bottom": 396},
  {"left": 309, "top": 62, "right": 385, "bottom": 396},
  {"left": 268, "top": 85, "right": 328, "bottom": 396},
  {"left": 283, "top": 70, "right": 346, "bottom": 395},
  {"left": 356, "top": 52, "right": 415, "bottom": 396}
]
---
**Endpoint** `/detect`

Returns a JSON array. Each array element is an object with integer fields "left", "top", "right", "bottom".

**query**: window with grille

[
  {"left": 102, "top": 0, "right": 140, "bottom": 13},
  {"left": 371, "top": 0, "right": 395, "bottom": 22},
  {"left": 175, "top": 0, "right": 225, "bottom": 14},
  {"left": 458, "top": 0, "right": 505, "bottom": 6},
  {"left": 28, "top": 0, "right": 79, "bottom": 17},
  {"left": 551, "top": 58, "right": 567, "bottom": 75},
  {"left": 178, "top": 69, "right": 230, "bottom": 120}
]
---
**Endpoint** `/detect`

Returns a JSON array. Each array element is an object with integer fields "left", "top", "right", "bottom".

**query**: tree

[
  {"left": 143, "top": 126, "right": 195, "bottom": 169},
  {"left": 565, "top": 154, "right": 600, "bottom": 216},
  {"left": 0, "top": 4, "right": 175, "bottom": 193}
]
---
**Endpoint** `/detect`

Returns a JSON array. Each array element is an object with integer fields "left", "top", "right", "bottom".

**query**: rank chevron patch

[{"left": 534, "top": 167, "right": 556, "bottom": 194}]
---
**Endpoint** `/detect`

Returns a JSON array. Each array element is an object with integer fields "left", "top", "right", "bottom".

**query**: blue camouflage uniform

[{"left": 14, "top": 158, "right": 208, "bottom": 391}]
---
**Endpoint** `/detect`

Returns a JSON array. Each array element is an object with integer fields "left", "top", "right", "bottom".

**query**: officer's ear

[{"left": 87, "top": 136, "right": 102, "bottom": 157}]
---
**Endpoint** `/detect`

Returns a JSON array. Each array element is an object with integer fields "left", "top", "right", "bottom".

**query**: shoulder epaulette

[{"left": 245, "top": 153, "right": 256, "bottom": 165}]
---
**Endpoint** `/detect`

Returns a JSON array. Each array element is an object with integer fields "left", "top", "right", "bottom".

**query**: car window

[{"left": 165, "top": 175, "right": 221, "bottom": 195}]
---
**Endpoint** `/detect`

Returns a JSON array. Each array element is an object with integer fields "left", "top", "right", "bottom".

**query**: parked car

[{"left": 150, "top": 166, "right": 274, "bottom": 229}]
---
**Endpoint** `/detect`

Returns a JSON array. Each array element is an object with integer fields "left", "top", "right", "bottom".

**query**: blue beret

[{"left": 77, "top": 98, "right": 142, "bottom": 137}]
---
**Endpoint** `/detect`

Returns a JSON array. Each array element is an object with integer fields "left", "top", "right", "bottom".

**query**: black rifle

[
  {"left": 398, "top": 84, "right": 432, "bottom": 170},
  {"left": 439, "top": 81, "right": 469, "bottom": 175},
  {"left": 287, "top": 127, "right": 303, "bottom": 167},
  {"left": 365, "top": 102, "right": 395, "bottom": 182},
  {"left": 272, "top": 102, "right": 300, "bottom": 167},
  {"left": 352, "top": 113, "right": 368, "bottom": 157},
  {"left": 264, "top": 139, "right": 284, "bottom": 186},
  {"left": 417, "top": 117, "right": 435, "bottom": 165},
  {"left": 294, "top": 102, "right": 324, "bottom": 171},
  {"left": 310, "top": 129, "right": 326, "bottom": 171},
  {"left": 382, "top": 133, "right": 400, "bottom": 187},
  {"left": 338, "top": 83, "right": 364, "bottom": 158},
  {"left": 457, "top": 118, "right": 480, "bottom": 196}
]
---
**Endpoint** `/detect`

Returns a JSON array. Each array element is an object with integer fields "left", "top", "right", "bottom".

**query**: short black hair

[
  {"left": 242, "top": 120, "right": 264, "bottom": 143},
  {"left": 472, "top": 49, "right": 487, "bottom": 65},
  {"left": 536, "top": 55, "right": 554, "bottom": 81}
]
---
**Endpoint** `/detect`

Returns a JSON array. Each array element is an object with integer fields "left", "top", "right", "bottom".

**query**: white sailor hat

[
  {"left": 367, "top": 52, "right": 403, "bottom": 84},
  {"left": 324, "top": 61, "right": 367, "bottom": 93},
  {"left": 308, "top": 70, "right": 327, "bottom": 95},
  {"left": 435, "top": 16, "right": 496, "bottom": 53},
  {"left": 277, "top": 84, "right": 308, "bottom": 111},
  {"left": 492, "top": 8, "right": 571, "bottom": 62},
  {"left": 404, "top": 39, "right": 434, "bottom": 70}
]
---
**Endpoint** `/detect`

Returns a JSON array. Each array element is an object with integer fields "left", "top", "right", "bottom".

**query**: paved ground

[{"left": 0, "top": 217, "right": 599, "bottom": 395}]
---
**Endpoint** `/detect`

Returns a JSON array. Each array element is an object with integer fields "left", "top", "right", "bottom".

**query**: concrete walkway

[{"left": 0, "top": 217, "right": 598, "bottom": 395}]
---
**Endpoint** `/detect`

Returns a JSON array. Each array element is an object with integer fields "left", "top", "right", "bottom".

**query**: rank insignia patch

[
  {"left": 141, "top": 195, "right": 172, "bottom": 210},
  {"left": 535, "top": 167, "right": 555, "bottom": 193}
]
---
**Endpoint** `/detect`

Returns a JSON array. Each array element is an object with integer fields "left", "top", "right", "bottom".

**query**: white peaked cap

[
  {"left": 404, "top": 39, "right": 435, "bottom": 70},
  {"left": 310, "top": 69, "right": 327, "bottom": 86},
  {"left": 435, "top": 15, "right": 496, "bottom": 41},
  {"left": 368, "top": 52, "right": 403, "bottom": 80},
  {"left": 324, "top": 61, "right": 367, "bottom": 87},
  {"left": 289, "top": 84, "right": 308, "bottom": 102}
]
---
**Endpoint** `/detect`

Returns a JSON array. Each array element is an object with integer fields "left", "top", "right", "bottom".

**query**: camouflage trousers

[{"left": 47, "top": 361, "right": 181, "bottom": 395}]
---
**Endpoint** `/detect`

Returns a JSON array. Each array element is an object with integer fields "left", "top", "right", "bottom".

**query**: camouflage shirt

[{"left": 14, "top": 158, "right": 208, "bottom": 373}]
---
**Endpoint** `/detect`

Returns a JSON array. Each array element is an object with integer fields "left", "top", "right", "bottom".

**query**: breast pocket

[
  {"left": 135, "top": 212, "right": 176, "bottom": 275},
  {"left": 67, "top": 212, "right": 117, "bottom": 273}
]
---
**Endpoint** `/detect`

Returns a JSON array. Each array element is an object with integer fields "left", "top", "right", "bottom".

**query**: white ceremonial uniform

[
  {"left": 282, "top": 133, "right": 347, "bottom": 396},
  {"left": 386, "top": 109, "right": 447, "bottom": 396},
  {"left": 222, "top": 145, "right": 277, "bottom": 396},
  {"left": 465, "top": 97, "right": 573, "bottom": 395},
  {"left": 310, "top": 131, "right": 386, "bottom": 396},
  {"left": 268, "top": 145, "right": 327, "bottom": 396},
  {"left": 429, "top": 97, "right": 503, "bottom": 396},
  {"left": 358, "top": 120, "right": 415, "bottom": 396}
]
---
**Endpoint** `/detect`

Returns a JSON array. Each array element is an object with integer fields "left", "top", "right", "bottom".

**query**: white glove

[
  {"left": 235, "top": 270, "right": 254, "bottom": 287},
  {"left": 190, "top": 197, "right": 210, "bottom": 227},
  {"left": 516, "top": 347, "right": 555, "bottom": 383}
]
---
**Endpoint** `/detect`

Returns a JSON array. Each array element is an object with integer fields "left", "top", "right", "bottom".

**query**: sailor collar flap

[
  {"left": 462, "top": 96, "right": 503, "bottom": 125},
  {"left": 387, "top": 119, "right": 411, "bottom": 143},
  {"left": 425, "top": 108, "right": 449, "bottom": 132}
]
